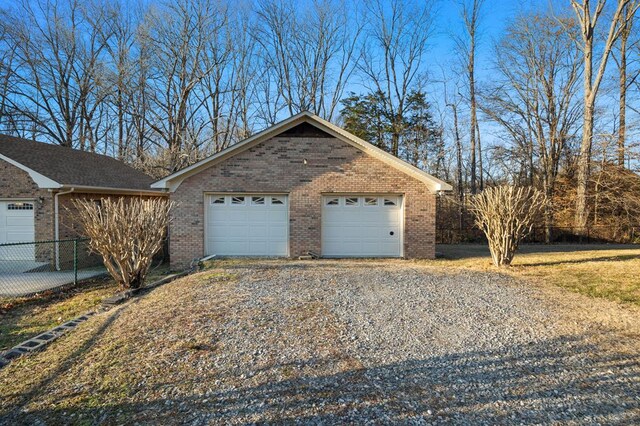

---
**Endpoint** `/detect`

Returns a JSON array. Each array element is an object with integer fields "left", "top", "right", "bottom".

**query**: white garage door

[
  {"left": 0, "top": 201, "right": 35, "bottom": 260},
  {"left": 206, "top": 194, "right": 288, "bottom": 256},
  {"left": 322, "top": 195, "right": 403, "bottom": 257}
]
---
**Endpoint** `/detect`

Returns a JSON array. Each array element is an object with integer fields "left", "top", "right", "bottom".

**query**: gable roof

[
  {"left": 152, "top": 111, "right": 453, "bottom": 193},
  {"left": 0, "top": 134, "right": 161, "bottom": 193}
]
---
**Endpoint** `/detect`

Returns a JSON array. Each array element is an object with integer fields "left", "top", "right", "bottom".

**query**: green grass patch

[{"left": 435, "top": 244, "right": 640, "bottom": 306}]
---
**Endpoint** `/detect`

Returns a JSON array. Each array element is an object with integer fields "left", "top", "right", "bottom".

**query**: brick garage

[
  {"left": 0, "top": 134, "right": 165, "bottom": 265},
  {"left": 155, "top": 112, "right": 451, "bottom": 269}
]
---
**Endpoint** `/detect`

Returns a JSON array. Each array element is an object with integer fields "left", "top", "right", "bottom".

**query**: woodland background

[{"left": 0, "top": 0, "right": 639, "bottom": 242}]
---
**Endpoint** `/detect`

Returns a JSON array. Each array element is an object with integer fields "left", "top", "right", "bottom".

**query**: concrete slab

[
  {"left": 0, "top": 268, "right": 107, "bottom": 297},
  {"left": 0, "top": 260, "right": 49, "bottom": 274}
]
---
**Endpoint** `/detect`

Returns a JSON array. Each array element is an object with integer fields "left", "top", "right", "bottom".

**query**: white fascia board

[
  {"left": 0, "top": 153, "right": 62, "bottom": 189},
  {"left": 309, "top": 115, "right": 454, "bottom": 192}
]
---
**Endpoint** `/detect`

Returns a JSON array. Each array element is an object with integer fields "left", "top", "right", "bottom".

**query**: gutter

[
  {"left": 52, "top": 187, "right": 75, "bottom": 270},
  {"left": 57, "top": 184, "right": 167, "bottom": 196}
]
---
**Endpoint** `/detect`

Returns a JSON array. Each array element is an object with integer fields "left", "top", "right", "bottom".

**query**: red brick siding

[
  {"left": 170, "top": 135, "right": 437, "bottom": 268},
  {"left": 0, "top": 159, "right": 53, "bottom": 241},
  {"left": 58, "top": 193, "right": 167, "bottom": 240}
]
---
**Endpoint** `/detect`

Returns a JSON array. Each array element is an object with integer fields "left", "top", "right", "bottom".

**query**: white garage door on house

[
  {"left": 322, "top": 195, "right": 403, "bottom": 257},
  {"left": 0, "top": 200, "right": 35, "bottom": 260},
  {"left": 205, "top": 194, "right": 288, "bottom": 256}
]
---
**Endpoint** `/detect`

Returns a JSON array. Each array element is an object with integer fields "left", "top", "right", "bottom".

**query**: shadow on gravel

[{"left": 6, "top": 332, "right": 639, "bottom": 424}]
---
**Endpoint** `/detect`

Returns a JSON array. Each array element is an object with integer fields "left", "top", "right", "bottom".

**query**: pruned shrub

[
  {"left": 73, "top": 197, "right": 173, "bottom": 290},
  {"left": 469, "top": 186, "right": 546, "bottom": 267}
]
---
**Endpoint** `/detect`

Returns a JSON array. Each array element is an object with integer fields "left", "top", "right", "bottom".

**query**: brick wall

[
  {"left": 58, "top": 193, "right": 166, "bottom": 239},
  {"left": 0, "top": 160, "right": 53, "bottom": 242},
  {"left": 170, "top": 134, "right": 437, "bottom": 268}
]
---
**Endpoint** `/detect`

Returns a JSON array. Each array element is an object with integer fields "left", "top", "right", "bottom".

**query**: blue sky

[{"left": 428, "top": 0, "right": 555, "bottom": 94}]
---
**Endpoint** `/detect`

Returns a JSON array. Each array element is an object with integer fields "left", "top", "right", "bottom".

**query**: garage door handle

[{"left": 389, "top": 231, "right": 394, "bottom": 236}]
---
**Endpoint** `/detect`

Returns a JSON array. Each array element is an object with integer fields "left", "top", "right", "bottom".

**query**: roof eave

[
  {"left": 0, "top": 153, "right": 62, "bottom": 189},
  {"left": 56, "top": 184, "right": 167, "bottom": 196}
]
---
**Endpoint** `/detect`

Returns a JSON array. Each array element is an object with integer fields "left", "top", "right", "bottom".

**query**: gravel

[
  {"left": 2, "top": 259, "right": 639, "bottom": 425},
  {"left": 197, "top": 260, "right": 640, "bottom": 425}
]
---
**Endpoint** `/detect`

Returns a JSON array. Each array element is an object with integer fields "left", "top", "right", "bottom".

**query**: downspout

[{"left": 53, "top": 187, "right": 75, "bottom": 270}]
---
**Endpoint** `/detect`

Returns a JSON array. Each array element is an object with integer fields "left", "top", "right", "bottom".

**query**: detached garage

[{"left": 153, "top": 112, "right": 452, "bottom": 268}]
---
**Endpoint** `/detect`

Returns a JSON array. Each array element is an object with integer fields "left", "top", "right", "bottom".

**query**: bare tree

[
  {"left": 74, "top": 197, "right": 172, "bottom": 290},
  {"left": 197, "top": 3, "right": 259, "bottom": 153},
  {"left": 457, "top": 0, "right": 485, "bottom": 193},
  {"left": 484, "top": 13, "right": 582, "bottom": 242},
  {"left": 3, "top": 0, "right": 109, "bottom": 148},
  {"left": 94, "top": 0, "right": 143, "bottom": 160},
  {"left": 439, "top": 69, "right": 466, "bottom": 230},
  {"left": 0, "top": 10, "right": 18, "bottom": 133},
  {"left": 142, "top": 0, "right": 226, "bottom": 172},
  {"left": 470, "top": 186, "right": 547, "bottom": 267},
  {"left": 359, "top": 0, "right": 433, "bottom": 157},
  {"left": 253, "top": 0, "right": 361, "bottom": 122},
  {"left": 612, "top": 2, "right": 640, "bottom": 167},
  {"left": 569, "top": 0, "right": 639, "bottom": 231}
]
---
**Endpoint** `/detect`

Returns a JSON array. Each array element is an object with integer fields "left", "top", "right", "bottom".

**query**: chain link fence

[
  {"left": 437, "top": 225, "right": 640, "bottom": 245},
  {"left": 0, "top": 239, "right": 106, "bottom": 298}
]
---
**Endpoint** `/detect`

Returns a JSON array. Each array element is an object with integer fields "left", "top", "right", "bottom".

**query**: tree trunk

[
  {"left": 469, "top": 50, "right": 477, "bottom": 194},
  {"left": 544, "top": 182, "right": 553, "bottom": 244},
  {"left": 571, "top": 0, "right": 634, "bottom": 232},
  {"left": 476, "top": 120, "right": 483, "bottom": 191},
  {"left": 575, "top": 100, "right": 594, "bottom": 231},
  {"left": 618, "top": 11, "right": 628, "bottom": 167},
  {"left": 451, "top": 103, "right": 464, "bottom": 232}
]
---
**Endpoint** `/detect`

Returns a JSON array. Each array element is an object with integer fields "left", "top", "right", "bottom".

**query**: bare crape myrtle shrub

[
  {"left": 73, "top": 197, "right": 173, "bottom": 290},
  {"left": 469, "top": 186, "right": 546, "bottom": 267}
]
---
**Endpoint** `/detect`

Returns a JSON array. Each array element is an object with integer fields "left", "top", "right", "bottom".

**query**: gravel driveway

[
  {"left": 195, "top": 260, "right": 640, "bottom": 424},
  {"left": 2, "top": 260, "right": 639, "bottom": 424}
]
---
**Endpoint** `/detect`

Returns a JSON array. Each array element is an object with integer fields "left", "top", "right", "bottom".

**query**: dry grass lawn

[
  {"left": 0, "top": 277, "right": 117, "bottom": 351},
  {"left": 434, "top": 244, "right": 640, "bottom": 306},
  {"left": 0, "top": 265, "right": 172, "bottom": 351},
  {"left": 0, "top": 259, "right": 638, "bottom": 424}
]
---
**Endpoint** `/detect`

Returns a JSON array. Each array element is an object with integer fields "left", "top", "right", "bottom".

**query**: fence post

[{"left": 73, "top": 239, "right": 78, "bottom": 285}]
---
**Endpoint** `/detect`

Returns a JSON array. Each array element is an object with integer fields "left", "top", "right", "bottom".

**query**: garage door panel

[
  {"left": 268, "top": 226, "right": 288, "bottom": 238},
  {"left": 247, "top": 210, "right": 269, "bottom": 222},
  {"left": 206, "top": 194, "right": 288, "bottom": 256},
  {"left": 248, "top": 241, "right": 267, "bottom": 253},
  {"left": 247, "top": 226, "right": 268, "bottom": 238},
  {"left": 322, "top": 195, "right": 402, "bottom": 257},
  {"left": 362, "top": 241, "right": 398, "bottom": 252},
  {"left": 0, "top": 201, "right": 35, "bottom": 260}
]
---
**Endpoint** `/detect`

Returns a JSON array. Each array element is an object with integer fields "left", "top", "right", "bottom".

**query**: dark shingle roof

[{"left": 0, "top": 134, "right": 156, "bottom": 190}]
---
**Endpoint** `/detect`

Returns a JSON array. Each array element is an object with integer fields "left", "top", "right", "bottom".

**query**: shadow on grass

[
  {"left": 518, "top": 254, "right": 640, "bottom": 267},
  {"left": 438, "top": 243, "right": 640, "bottom": 262},
  {"left": 4, "top": 307, "right": 123, "bottom": 412},
  {"left": 4, "top": 332, "right": 639, "bottom": 425},
  {"left": 0, "top": 277, "right": 117, "bottom": 351}
]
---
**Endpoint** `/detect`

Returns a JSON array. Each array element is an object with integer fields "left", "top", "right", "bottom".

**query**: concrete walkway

[{"left": 0, "top": 268, "right": 107, "bottom": 297}]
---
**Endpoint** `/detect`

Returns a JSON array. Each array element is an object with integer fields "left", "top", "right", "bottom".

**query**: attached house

[
  {"left": 0, "top": 134, "right": 165, "bottom": 261},
  {"left": 153, "top": 112, "right": 452, "bottom": 268}
]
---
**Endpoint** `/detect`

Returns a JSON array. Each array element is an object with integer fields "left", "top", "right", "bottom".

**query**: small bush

[
  {"left": 73, "top": 197, "right": 173, "bottom": 290},
  {"left": 469, "top": 186, "right": 546, "bottom": 267}
]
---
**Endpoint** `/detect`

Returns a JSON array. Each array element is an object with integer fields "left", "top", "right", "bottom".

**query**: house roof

[
  {"left": 0, "top": 134, "right": 161, "bottom": 194},
  {"left": 152, "top": 111, "right": 453, "bottom": 193}
]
